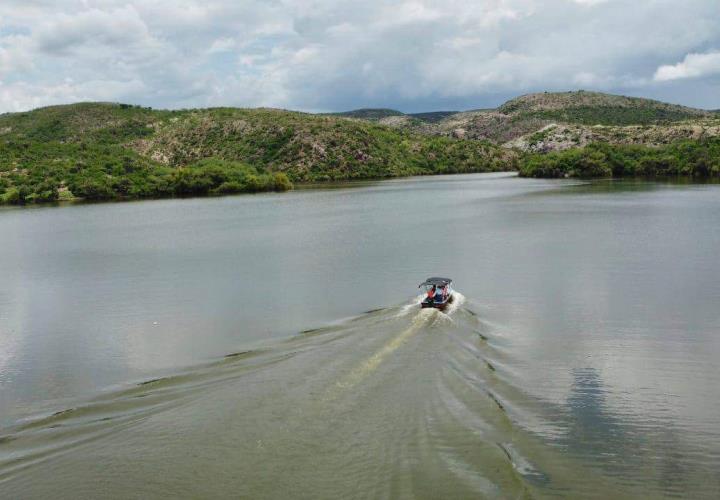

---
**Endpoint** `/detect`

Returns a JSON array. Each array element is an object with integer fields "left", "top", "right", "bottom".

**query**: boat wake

[{"left": 0, "top": 294, "right": 609, "bottom": 497}]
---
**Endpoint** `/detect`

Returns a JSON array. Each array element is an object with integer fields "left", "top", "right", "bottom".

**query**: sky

[{"left": 0, "top": 0, "right": 719, "bottom": 113}]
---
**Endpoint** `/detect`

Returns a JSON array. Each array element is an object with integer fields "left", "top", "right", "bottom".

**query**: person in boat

[{"left": 419, "top": 277, "right": 453, "bottom": 308}]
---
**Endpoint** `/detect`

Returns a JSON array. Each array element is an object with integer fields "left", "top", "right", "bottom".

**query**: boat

[{"left": 419, "top": 277, "right": 454, "bottom": 310}]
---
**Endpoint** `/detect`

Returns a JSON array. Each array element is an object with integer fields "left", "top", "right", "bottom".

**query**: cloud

[
  {"left": 571, "top": 0, "right": 610, "bottom": 5},
  {"left": 0, "top": 34, "right": 35, "bottom": 75},
  {"left": 0, "top": 0, "right": 718, "bottom": 113},
  {"left": 209, "top": 37, "right": 237, "bottom": 54},
  {"left": 0, "top": 78, "right": 147, "bottom": 113},
  {"left": 35, "top": 6, "right": 151, "bottom": 55},
  {"left": 654, "top": 51, "right": 720, "bottom": 81}
]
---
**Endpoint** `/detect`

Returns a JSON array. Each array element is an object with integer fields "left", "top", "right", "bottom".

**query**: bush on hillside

[
  {"left": 171, "top": 159, "right": 292, "bottom": 196},
  {"left": 519, "top": 139, "right": 720, "bottom": 178}
]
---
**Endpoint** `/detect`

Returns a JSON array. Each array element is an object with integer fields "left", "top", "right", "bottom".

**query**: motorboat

[{"left": 419, "top": 277, "right": 454, "bottom": 310}]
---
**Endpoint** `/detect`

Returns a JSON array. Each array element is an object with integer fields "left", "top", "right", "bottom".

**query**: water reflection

[
  {"left": 565, "top": 369, "right": 619, "bottom": 446},
  {"left": 561, "top": 367, "right": 708, "bottom": 496}
]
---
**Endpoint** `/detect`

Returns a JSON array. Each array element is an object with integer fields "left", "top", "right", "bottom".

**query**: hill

[
  {"left": 496, "top": 91, "right": 709, "bottom": 123},
  {"left": 0, "top": 103, "right": 513, "bottom": 205},
  {"left": 2, "top": 91, "right": 718, "bottom": 204},
  {"left": 329, "top": 91, "right": 720, "bottom": 179},
  {"left": 500, "top": 92, "right": 720, "bottom": 178},
  {"left": 340, "top": 91, "right": 720, "bottom": 150}
]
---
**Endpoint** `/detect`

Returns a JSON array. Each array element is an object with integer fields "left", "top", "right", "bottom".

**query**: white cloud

[
  {"left": 375, "top": 1, "right": 445, "bottom": 28},
  {"left": 35, "top": 6, "right": 149, "bottom": 54},
  {"left": 571, "top": 0, "right": 610, "bottom": 5},
  {"left": 0, "top": 34, "right": 34, "bottom": 74},
  {"left": 209, "top": 37, "right": 237, "bottom": 54},
  {"left": 654, "top": 51, "right": 720, "bottom": 81},
  {"left": 0, "top": 78, "right": 147, "bottom": 113},
  {"left": 0, "top": 0, "right": 718, "bottom": 112}
]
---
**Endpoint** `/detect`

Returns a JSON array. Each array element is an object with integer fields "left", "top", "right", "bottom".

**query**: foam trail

[
  {"left": 325, "top": 308, "right": 435, "bottom": 400},
  {"left": 397, "top": 294, "right": 424, "bottom": 317},
  {"left": 445, "top": 292, "right": 466, "bottom": 315},
  {"left": 398, "top": 291, "right": 466, "bottom": 318}
]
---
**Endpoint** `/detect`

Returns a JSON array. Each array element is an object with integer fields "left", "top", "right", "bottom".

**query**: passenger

[
  {"left": 435, "top": 285, "right": 445, "bottom": 301},
  {"left": 427, "top": 286, "right": 436, "bottom": 301}
]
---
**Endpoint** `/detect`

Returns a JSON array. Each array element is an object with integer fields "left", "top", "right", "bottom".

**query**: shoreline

[
  {"left": 5, "top": 170, "right": 720, "bottom": 211},
  {"left": 0, "top": 170, "right": 514, "bottom": 210}
]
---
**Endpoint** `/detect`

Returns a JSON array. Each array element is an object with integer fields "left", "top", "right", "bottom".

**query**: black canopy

[{"left": 418, "top": 277, "right": 452, "bottom": 287}]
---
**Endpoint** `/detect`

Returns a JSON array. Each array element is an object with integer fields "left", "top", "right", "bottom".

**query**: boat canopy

[{"left": 418, "top": 277, "right": 453, "bottom": 287}]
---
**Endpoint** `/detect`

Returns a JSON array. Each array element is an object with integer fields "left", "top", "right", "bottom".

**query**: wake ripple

[{"left": 0, "top": 294, "right": 577, "bottom": 498}]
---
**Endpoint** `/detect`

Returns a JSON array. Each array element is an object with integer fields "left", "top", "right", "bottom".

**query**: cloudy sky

[{"left": 1, "top": 0, "right": 719, "bottom": 113}]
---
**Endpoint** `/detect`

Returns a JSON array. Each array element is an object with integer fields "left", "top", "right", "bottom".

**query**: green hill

[
  {"left": 3, "top": 91, "right": 717, "bottom": 205},
  {"left": 0, "top": 103, "right": 513, "bottom": 205}
]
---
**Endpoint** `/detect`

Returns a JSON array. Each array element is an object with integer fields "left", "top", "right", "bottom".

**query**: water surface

[{"left": 1, "top": 173, "right": 719, "bottom": 498}]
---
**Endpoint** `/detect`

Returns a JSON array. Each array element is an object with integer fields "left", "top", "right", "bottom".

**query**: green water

[{"left": 1, "top": 173, "right": 719, "bottom": 498}]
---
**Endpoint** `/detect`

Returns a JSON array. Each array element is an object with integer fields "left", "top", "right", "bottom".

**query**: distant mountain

[
  {"left": 328, "top": 108, "right": 404, "bottom": 120},
  {"left": 407, "top": 111, "right": 458, "bottom": 123},
  {"left": 329, "top": 108, "right": 458, "bottom": 123}
]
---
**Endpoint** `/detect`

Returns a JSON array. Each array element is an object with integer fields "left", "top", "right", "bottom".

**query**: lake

[{"left": 1, "top": 173, "right": 719, "bottom": 498}]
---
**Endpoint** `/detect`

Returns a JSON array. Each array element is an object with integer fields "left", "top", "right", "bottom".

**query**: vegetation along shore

[{"left": 1, "top": 90, "right": 719, "bottom": 205}]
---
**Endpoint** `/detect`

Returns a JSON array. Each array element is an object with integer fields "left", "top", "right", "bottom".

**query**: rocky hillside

[
  {"left": 505, "top": 119, "right": 720, "bottom": 153},
  {"left": 131, "top": 107, "right": 513, "bottom": 181},
  {"left": 0, "top": 103, "right": 513, "bottom": 204},
  {"left": 496, "top": 91, "right": 709, "bottom": 121},
  {"left": 337, "top": 91, "right": 720, "bottom": 152}
]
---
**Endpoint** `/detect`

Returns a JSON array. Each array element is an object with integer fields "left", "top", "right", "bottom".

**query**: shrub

[
  {"left": 171, "top": 168, "right": 214, "bottom": 195},
  {"left": 58, "top": 188, "right": 75, "bottom": 201},
  {"left": 212, "top": 181, "right": 244, "bottom": 194},
  {"left": 1, "top": 187, "right": 21, "bottom": 204},
  {"left": 273, "top": 172, "right": 292, "bottom": 191},
  {"left": 519, "top": 138, "right": 720, "bottom": 179},
  {"left": 69, "top": 177, "right": 116, "bottom": 200}
]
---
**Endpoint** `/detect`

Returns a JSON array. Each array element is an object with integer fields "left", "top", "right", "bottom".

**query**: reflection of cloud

[
  {"left": 562, "top": 367, "right": 694, "bottom": 493},
  {"left": 563, "top": 368, "right": 625, "bottom": 459}
]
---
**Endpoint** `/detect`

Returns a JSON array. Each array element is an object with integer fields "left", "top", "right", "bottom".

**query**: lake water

[{"left": 1, "top": 173, "right": 719, "bottom": 498}]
